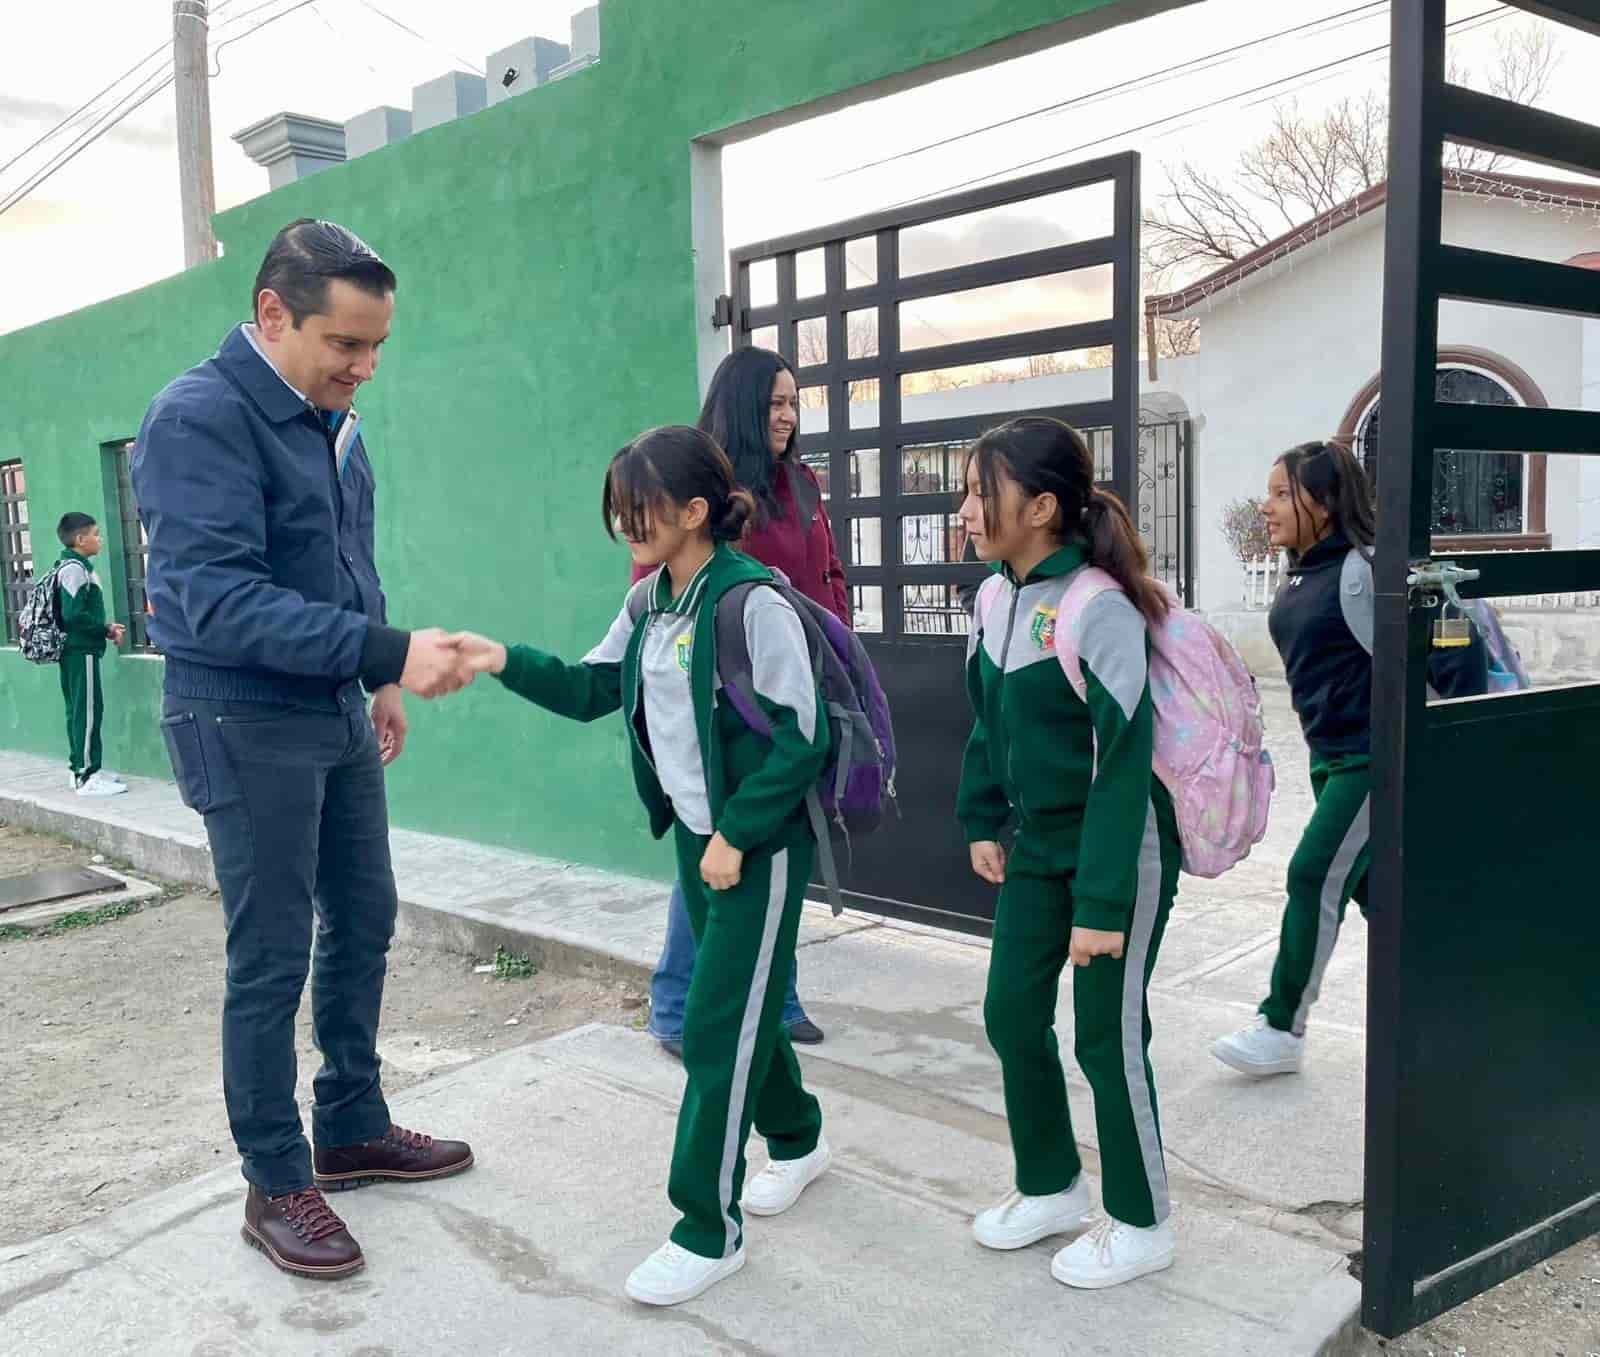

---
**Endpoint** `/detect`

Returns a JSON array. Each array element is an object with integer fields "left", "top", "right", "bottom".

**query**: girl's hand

[
  {"left": 969, "top": 840, "right": 1007, "bottom": 885},
  {"left": 1069, "top": 927, "right": 1125, "bottom": 968},
  {"left": 700, "top": 833, "right": 744, "bottom": 891},
  {"left": 453, "top": 632, "right": 508, "bottom": 677}
]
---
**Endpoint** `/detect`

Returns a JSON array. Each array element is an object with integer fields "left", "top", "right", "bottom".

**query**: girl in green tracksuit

[
  {"left": 956, "top": 415, "right": 1180, "bottom": 1291},
  {"left": 457, "top": 425, "right": 833, "bottom": 1309}
]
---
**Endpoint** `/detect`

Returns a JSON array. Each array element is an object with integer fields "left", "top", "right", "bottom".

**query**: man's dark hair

[
  {"left": 57, "top": 512, "right": 96, "bottom": 548},
  {"left": 252, "top": 218, "right": 397, "bottom": 327}
]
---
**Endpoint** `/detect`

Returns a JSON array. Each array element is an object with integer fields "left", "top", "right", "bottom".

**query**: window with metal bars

[
  {"left": 0, "top": 460, "right": 31, "bottom": 645},
  {"left": 106, "top": 441, "right": 154, "bottom": 652}
]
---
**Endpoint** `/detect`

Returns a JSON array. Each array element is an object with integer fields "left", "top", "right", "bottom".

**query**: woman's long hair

[
  {"left": 1276, "top": 440, "right": 1377, "bottom": 562},
  {"left": 697, "top": 346, "right": 798, "bottom": 520},
  {"left": 603, "top": 425, "right": 755, "bottom": 546},
  {"left": 967, "top": 416, "right": 1169, "bottom": 625}
]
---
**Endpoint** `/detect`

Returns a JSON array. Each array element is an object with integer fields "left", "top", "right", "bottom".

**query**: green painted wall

[{"left": 0, "top": 0, "right": 1167, "bottom": 878}]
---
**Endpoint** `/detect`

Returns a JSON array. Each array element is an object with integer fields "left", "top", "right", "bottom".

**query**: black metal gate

[
  {"left": 1365, "top": 0, "right": 1600, "bottom": 1335},
  {"left": 724, "top": 153, "right": 1142, "bottom": 932}
]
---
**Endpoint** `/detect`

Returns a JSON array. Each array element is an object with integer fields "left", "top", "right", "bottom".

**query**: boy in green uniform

[{"left": 55, "top": 513, "right": 128, "bottom": 797}]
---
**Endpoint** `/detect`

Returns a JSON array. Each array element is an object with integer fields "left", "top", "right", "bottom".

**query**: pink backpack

[{"left": 978, "top": 568, "right": 1274, "bottom": 878}]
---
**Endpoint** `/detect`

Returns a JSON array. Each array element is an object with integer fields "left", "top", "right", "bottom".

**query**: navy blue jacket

[{"left": 132, "top": 325, "right": 410, "bottom": 706}]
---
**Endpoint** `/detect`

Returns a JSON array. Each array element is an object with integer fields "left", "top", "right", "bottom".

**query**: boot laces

[
  {"left": 276, "top": 1188, "right": 345, "bottom": 1242},
  {"left": 386, "top": 1124, "right": 434, "bottom": 1154}
]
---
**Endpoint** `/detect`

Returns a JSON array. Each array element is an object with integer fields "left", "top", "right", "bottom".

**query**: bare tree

[{"left": 1144, "top": 23, "right": 1561, "bottom": 277}]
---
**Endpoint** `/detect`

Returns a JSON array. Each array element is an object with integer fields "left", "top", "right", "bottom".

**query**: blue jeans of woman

[{"left": 648, "top": 879, "right": 808, "bottom": 1039}]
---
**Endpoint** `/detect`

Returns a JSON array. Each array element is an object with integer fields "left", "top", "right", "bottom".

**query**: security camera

[{"left": 501, "top": 66, "right": 519, "bottom": 87}]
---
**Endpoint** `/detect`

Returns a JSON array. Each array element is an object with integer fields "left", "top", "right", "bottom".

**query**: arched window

[
  {"left": 1354, "top": 368, "right": 1524, "bottom": 535},
  {"left": 1336, "top": 347, "right": 1551, "bottom": 550}
]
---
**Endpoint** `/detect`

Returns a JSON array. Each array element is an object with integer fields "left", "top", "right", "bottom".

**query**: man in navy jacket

[{"left": 133, "top": 219, "right": 473, "bottom": 1281}]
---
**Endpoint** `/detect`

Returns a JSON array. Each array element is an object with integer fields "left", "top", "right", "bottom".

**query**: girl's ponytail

[{"left": 1082, "top": 486, "right": 1170, "bottom": 626}]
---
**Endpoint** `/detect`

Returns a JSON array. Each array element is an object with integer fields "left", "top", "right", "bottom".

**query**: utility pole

[{"left": 173, "top": 0, "right": 217, "bottom": 266}]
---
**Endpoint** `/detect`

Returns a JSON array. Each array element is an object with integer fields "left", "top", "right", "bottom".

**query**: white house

[{"left": 1145, "top": 169, "right": 1600, "bottom": 613}]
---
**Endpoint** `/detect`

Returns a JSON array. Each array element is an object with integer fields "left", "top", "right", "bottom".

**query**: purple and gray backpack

[{"left": 631, "top": 569, "right": 897, "bottom": 913}]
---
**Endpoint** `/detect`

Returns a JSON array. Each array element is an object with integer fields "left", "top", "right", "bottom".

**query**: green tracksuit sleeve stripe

[
  {"left": 1074, "top": 592, "right": 1157, "bottom": 932},
  {"left": 716, "top": 595, "right": 829, "bottom": 853},
  {"left": 957, "top": 627, "right": 1009, "bottom": 842},
  {"left": 495, "top": 600, "right": 630, "bottom": 723}
]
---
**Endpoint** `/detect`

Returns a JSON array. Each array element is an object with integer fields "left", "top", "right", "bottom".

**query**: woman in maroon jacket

[{"left": 642, "top": 347, "right": 848, "bottom": 1056}]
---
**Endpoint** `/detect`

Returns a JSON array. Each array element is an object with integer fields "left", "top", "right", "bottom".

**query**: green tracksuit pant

[
  {"left": 1261, "top": 754, "right": 1371, "bottom": 1037},
  {"left": 983, "top": 808, "right": 1181, "bottom": 1229},
  {"left": 59, "top": 651, "right": 104, "bottom": 783},
  {"left": 667, "top": 822, "right": 823, "bottom": 1260}
]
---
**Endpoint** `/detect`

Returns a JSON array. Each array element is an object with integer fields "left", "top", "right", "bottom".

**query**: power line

[
  {"left": 825, "top": 1, "right": 1392, "bottom": 183},
  {"left": 0, "top": 0, "right": 249, "bottom": 180},
  {"left": 884, "top": 4, "right": 1512, "bottom": 211},
  {"left": 0, "top": 0, "right": 321, "bottom": 221},
  {"left": 351, "top": 0, "right": 485, "bottom": 75},
  {"left": 0, "top": 67, "right": 177, "bottom": 220},
  {"left": 211, "top": 0, "right": 322, "bottom": 76}
]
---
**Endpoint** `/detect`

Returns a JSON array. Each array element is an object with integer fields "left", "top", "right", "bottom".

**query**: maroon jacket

[{"left": 632, "top": 460, "right": 851, "bottom": 625}]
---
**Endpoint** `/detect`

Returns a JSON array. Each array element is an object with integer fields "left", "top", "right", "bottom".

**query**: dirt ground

[
  {"left": 1346, "top": 1233, "right": 1599, "bottom": 1357},
  {"left": 0, "top": 821, "right": 649, "bottom": 1248}
]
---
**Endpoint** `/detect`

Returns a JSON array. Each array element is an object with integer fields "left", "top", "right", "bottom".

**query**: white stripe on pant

[
  {"left": 715, "top": 847, "right": 788, "bottom": 1257},
  {"left": 1121, "top": 799, "right": 1171, "bottom": 1224}
]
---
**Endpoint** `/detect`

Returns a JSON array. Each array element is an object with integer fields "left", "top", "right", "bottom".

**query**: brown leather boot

[
  {"left": 241, "top": 1186, "right": 364, "bottom": 1279},
  {"left": 313, "top": 1123, "right": 474, "bottom": 1192}
]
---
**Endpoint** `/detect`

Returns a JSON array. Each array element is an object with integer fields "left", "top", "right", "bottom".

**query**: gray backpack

[{"left": 18, "top": 564, "right": 68, "bottom": 664}]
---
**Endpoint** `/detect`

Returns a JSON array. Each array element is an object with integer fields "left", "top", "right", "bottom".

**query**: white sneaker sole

[
  {"left": 76, "top": 786, "right": 128, "bottom": 798},
  {"left": 624, "top": 1247, "right": 745, "bottom": 1306},
  {"left": 742, "top": 1145, "right": 831, "bottom": 1217},
  {"left": 1052, "top": 1246, "right": 1174, "bottom": 1290},
  {"left": 972, "top": 1187, "right": 1096, "bottom": 1251},
  {"left": 1210, "top": 1040, "right": 1302, "bottom": 1078}
]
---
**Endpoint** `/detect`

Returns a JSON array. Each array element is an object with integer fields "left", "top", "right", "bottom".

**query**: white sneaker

[
  {"left": 743, "top": 1136, "right": 831, "bottom": 1216},
  {"left": 624, "top": 1240, "right": 745, "bottom": 1306},
  {"left": 97, "top": 770, "right": 127, "bottom": 788},
  {"left": 1211, "top": 1015, "right": 1305, "bottom": 1077},
  {"left": 972, "top": 1176, "right": 1095, "bottom": 1251},
  {"left": 76, "top": 773, "right": 128, "bottom": 798},
  {"left": 1052, "top": 1215, "right": 1176, "bottom": 1289}
]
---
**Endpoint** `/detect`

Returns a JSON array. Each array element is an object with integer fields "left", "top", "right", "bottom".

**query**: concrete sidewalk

[{"left": 0, "top": 680, "right": 1368, "bottom": 1353}]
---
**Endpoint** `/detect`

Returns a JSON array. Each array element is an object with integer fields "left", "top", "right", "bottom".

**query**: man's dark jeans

[{"left": 161, "top": 684, "right": 397, "bottom": 1196}]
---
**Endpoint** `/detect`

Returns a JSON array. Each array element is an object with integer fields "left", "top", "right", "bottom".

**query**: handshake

[{"left": 398, "top": 629, "right": 509, "bottom": 699}]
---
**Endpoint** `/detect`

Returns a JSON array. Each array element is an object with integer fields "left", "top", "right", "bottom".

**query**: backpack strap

[
  {"left": 715, "top": 577, "right": 848, "bottom": 916},
  {"left": 624, "top": 570, "right": 662, "bottom": 626},
  {"left": 1051, "top": 565, "right": 1123, "bottom": 699}
]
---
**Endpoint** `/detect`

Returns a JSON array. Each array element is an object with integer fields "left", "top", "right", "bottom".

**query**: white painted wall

[{"left": 1166, "top": 192, "right": 1600, "bottom": 609}]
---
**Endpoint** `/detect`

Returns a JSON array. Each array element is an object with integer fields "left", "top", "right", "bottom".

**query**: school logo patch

[
  {"left": 675, "top": 633, "right": 692, "bottom": 673},
  {"left": 1030, "top": 604, "right": 1058, "bottom": 651}
]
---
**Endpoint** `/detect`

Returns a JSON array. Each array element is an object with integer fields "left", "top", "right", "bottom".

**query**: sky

[{"left": 1, "top": 0, "right": 1597, "bottom": 338}]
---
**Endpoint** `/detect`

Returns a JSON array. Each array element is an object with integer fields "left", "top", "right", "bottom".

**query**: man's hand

[
  {"left": 105, "top": 622, "right": 127, "bottom": 646},
  {"left": 400, "top": 629, "right": 469, "bottom": 699},
  {"left": 970, "top": 840, "right": 1007, "bottom": 885},
  {"left": 700, "top": 833, "right": 744, "bottom": 892},
  {"left": 453, "top": 632, "right": 509, "bottom": 677},
  {"left": 1069, "top": 927, "right": 1125, "bottom": 968},
  {"left": 371, "top": 685, "right": 409, "bottom": 766}
]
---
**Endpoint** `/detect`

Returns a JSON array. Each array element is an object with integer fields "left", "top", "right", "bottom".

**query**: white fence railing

[
  {"left": 1242, "top": 554, "right": 1288, "bottom": 609},
  {"left": 1241, "top": 552, "right": 1600, "bottom": 611}
]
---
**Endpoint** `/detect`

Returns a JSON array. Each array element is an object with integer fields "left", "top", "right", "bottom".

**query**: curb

[{"left": 0, "top": 790, "right": 654, "bottom": 987}]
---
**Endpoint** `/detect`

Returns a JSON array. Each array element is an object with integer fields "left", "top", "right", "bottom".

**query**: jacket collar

[
  {"left": 1000, "top": 540, "right": 1088, "bottom": 588},
  {"left": 215, "top": 324, "right": 313, "bottom": 425},
  {"left": 649, "top": 544, "right": 770, "bottom": 617},
  {"left": 1289, "top": 536, "right": 1352, "bottom": 574}
]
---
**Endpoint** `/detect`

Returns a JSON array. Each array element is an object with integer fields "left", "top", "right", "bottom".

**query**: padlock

[{"left": 1431, "top": 615, "right": 1471, "bottom": 649}]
